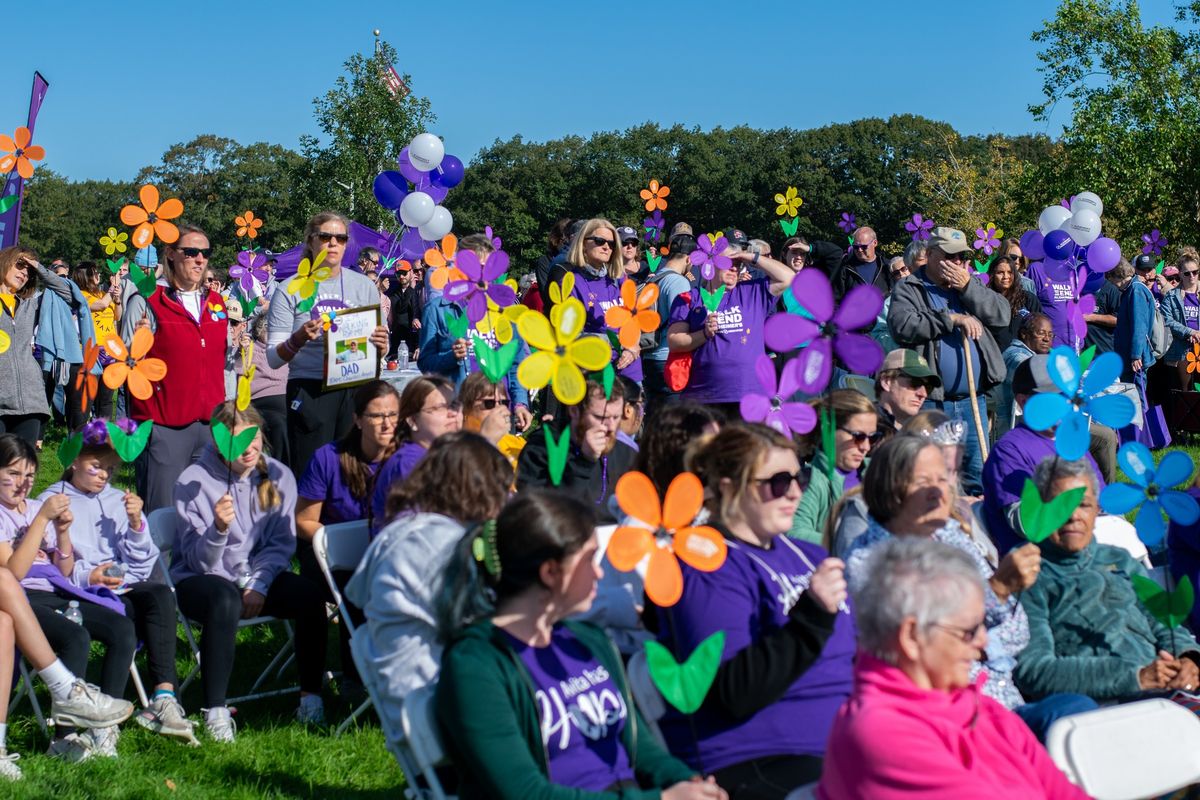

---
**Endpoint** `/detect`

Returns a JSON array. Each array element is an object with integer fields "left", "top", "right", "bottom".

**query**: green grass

[{"left": 5, "top": 425, "right": 406, "bottom": 798}]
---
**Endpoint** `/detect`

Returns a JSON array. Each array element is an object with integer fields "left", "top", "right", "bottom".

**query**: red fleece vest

[{"left": 129, "top": 287, "right": 228, "bottom": 427}]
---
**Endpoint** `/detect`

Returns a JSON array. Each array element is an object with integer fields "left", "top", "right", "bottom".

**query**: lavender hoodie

[
  {"left": 38, "top": 481, "right": 159, "bottom": 589},
  {"left": 170, "top": 445, "right": 297, "bottom": 595}
]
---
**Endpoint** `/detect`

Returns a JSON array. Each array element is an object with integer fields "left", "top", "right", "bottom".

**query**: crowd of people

[{"left": 0, "top": 205, "right": 1198, "bottom": 798}]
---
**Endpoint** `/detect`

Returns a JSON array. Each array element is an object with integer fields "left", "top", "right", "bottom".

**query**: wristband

[{"left": 751, "top": 252, "right": 760, "bottom": 267}]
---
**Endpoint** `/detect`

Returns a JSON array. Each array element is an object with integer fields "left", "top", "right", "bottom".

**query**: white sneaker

[
  {"left": 87, "top": 725, "right": 120, "bottom": 758},
  {"left": 46, "top": 732, "right": 94, "bottom": 763},
  {"left": 203, "top": 707, "right": 236, "bottom": 743},
  {"left": 0, "top": 750, "right": 21, "bottom": 781},
  {"left": 136, "top": 695, "right": 199, "bottom": 746},
  {"left": 51, "top": 679, "right": 134, "bottom": 729}
]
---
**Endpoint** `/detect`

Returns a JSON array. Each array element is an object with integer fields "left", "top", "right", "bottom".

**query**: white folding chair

[
  {"left": 398, "top": 683, "right": 454, "bottom": 800},
  {"left": 9, "top": 659, "right": 48, "bottom": 734},
  {"left": 147, "top": 507, "right": 298, "bottom": 703},
  {"left": 312, "top": 521, "right": 373, "bottom": 734},
  {"left": 1046, "top": 698, "right": 1200, "bottom": 799}
]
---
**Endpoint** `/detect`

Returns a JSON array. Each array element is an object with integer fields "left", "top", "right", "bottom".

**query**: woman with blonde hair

[
  {"left": 266, "top": 211, "right": 390, "bottom": 473},
  {"left": 171, "top": 401, "right": 327, "bottom": 741}
]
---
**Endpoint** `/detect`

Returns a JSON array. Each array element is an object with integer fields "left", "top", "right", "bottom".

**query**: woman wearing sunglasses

[
  {"left": 987, "top": 252, "right": 1042, "bottom": 352},
  {"left": 116, "top": 225, "right": 230, "bottom": 512},
  {"left": 266, "top": 212, "right": 390, "bottom": 474},
  {"left": 645, "top": 423, "right": 855, "bottom": 795},
  {"left": 457, "top": 372, "right": 512, "bottom": 447},
  {"left": 790, "top": 390, "right": 879, "bottom": 544},
  {"left": 1161, "top": 249, "right": 1200, "bottom": 391}
]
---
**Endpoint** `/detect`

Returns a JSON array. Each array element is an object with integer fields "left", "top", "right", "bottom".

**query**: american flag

[{"left": 380, "top": 64, "right": 410, "bottom": 99}]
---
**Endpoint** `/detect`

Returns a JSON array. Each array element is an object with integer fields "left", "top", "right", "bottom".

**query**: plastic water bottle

[
  {"left": 103, "top": 563, "right": 126, "bottom": 579},
  {"left": 397, "top": 341, "right": 409, "bottom": 371},
  {"left": 236, "top": 563, "right": 253, "bottom": 590},
  {"left": 64, "top": 601, "right": 83, "bottom": 625}
]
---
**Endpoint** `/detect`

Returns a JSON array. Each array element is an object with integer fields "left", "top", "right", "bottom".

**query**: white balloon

[
  {"left": 418, "top": 206, "right": 453, "bottom": 240},
  {"left": 1064, "top": 209, "right": 1102, "bottom": 246},
  {"left": 1038, "top": 205, "right": 1072, "bottom": 235},
  {"left": 408, "top": 133, "right": 445, "bottom": 172},
  {"left": 1070, "top": 191, "right": 1103, "bottom": 217},
  {"left": 399, "top": 191, "right": 435, "bottom": 228}
]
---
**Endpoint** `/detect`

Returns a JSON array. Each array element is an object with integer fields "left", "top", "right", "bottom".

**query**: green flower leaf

[
  {"left": 645, "top": 631, "right": 726, "bottom": 714},
  {"left": 646, "top": 251, "right": 663, "bottom": 273},
  {"left": 1019, "top": 478, "right": 1085, "bottom": 543},
  {"left": 1132, "top": 574, "right": 1194, "bottom": 630},
  {"left": 474, "top": 336, "right": 519, "bottom": 383},
  {"left": 445, "top": 307, "right": 468, "bottom": 340},
  {"left": 104, "top": 258, "right": 125, "bottom": 275},
  {"left": 0, "top": 195, "right": 17, "bottom": 214},
  {"left": 1078, "top": 345, "right": 1097, "bottom": 373},
  {"left": 132, "top": 266, "right": 157, "bottom": 298},
  {"left": 106, "top": 420, "right": 153, "bottom": 463},
  {"left": 211, "top": 420, "right": 259, "bottom": 462},
  {"left": 778, "top": 216, "right": 800, "bottom": 236},
  {"left": 973, "top": 256, "right": 995, "bottom": 274},
  {"left": 544, "top": 426, "right": 570, "bottom": 487},
  {"left": 700, "top": 286, "right": 726, "bottom": 314},
  {"left": 57, "top": 433, "right": 83, "bottom": 470},
  {"left": 295, "top": 294, "right": 317, "bottom": 314}
]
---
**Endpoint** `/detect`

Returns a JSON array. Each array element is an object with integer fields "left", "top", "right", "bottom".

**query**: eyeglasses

[
  {"left": 852, "top": 241, "right": 876, "bottom": 251},
  {"left": 315, "top": 232, "right": 350, "bottom": 244},
  {"left": 1184, "top": 270, "right": 1200, "bottom": 277},
  {"left": 361, "top": 411, "right": 399, "bottom": 422},
  {"left": 1029, "top": 328, "right": 1055, "bottom": 340},
  {"left": 941, "top": 252, "right": 969, "bottom": 264},
  {"left": 754, "top": 469, "right": 812, "bottom": 499},
  {"left": 420, "top": 401, "right": 461, "bottom": 415},
  {"left": 621, "top": 240, "right": 638, "bottom": 247},
  {"left": 840, "top": 428, "right": 884, "bottom": 446},
  {"left": 587, "top": 236, "right": 615, "bottom": 249},
  {"left": 897, "top": 375, "right": 930, "bottom": 391},
  {"left": 476, "top": 397, "right": 509, "bottom": 410},
  {"left": 180, "top": 247, "right": 212, "bottom": 259},
  {"left": 930, "top": 620, "right": 986, "bottom": 644},
  {"left": 890, "top": 265, "right": 910, "bottom": 278},
  {"left": 362, "top": 257, "right": 380, "bottom": 266}
]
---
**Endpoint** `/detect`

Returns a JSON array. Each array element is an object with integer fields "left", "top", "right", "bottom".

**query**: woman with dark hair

[
  {"left": 266, "top": 211, "right": 390, "bottom": 474},
  {"left": 988, "top": 251, "right": 1041, "bottom": 352},
  {"left": 635, "top": 402, "right": 726, "bottom": 496},
  {"left": 118, "top": 224, "right": 228, "bottom": 512},
  {"left": 370, "top": 374, "right": 461, "bottom": 526},
  {"left": 0, "top": 246, "right": 79, "bottom": 444},
  {"left": 535, "top": 217, "right": 574, "bottom": 309},
  {"left": 434, "top": 490, "right": 726, "bottom": 800},
  {"left": 73, "top": 261, "right": 121, "bottom": 350},
  {"left": 345, "top": 432, "right": 512, "bottom": 733},
  {"left": 458, "top": 371, "right": 512, "bottom": 446}
]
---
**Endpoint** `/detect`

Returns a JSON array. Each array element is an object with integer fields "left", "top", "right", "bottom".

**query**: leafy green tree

[{"left": 20, "top": 168, "right": 135, "bottom": 263}]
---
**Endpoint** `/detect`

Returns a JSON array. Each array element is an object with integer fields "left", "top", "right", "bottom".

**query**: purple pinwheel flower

[
  {"left": 1059, "top": 195, "right": 1076, "bottom": 209},
  {"left": 82, "top": 418, "right": 110, "bottom": 445},
  {"left": 973, "top": 225, "right": 1001, "bottom": 255},
  {"left": 836, "top": 212, "right": 857, "bottom": 233},
  {"left": 113, "top": 417, "right": 138, "bottom": 435},
  {"left": 739, "top": 355, "right": 817, "bottom": 438},
  {"left": 445, "top": 249, "right": 516, "bottom": 323},
  {"left": 689, "top": 236, "right": 733, "bottom": 281},
  {"left": 229, "top": 250, "right": 269, "bottom": 298},
  {"left": 485, "top": 226, "right": 502, "bottom": 250},
  {"left": 763, "top": 269, "right": 884, "bottom": 394},
  {"left": 905, "top": 213, "right": 934, "bottom": 241},
  {"left": 643, "top": 210, "right": 665, "bottom": 242},
  {"left": 1101, "top": 442, "right": 1200, "bottom": 547},
  {"left": 1142, "top": 229, "right": 1168, "bottom": 256},
  {"left": 1024, "top": 346, "right": 1136, "bottom": 460}
]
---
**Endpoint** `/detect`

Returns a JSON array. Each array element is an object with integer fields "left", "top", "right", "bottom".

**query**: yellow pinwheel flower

[
  {"left": 774, "top": 186, "right": 802, "bottom": 217},
  {"left": 0, "top": 330, "right": 9, "bottom": 354},
  {"left": 236, "top": 365, "right": 256, "bottom": 411},
  {"left": 547, "top": 272, "right": 576, "bottom": 327},
  {"left": 286, "top": 249, "right": 331, "bottom": 301},
  {"left": 476, "top": 300, "right": 528, "bottom": 344},
  {"left": 516, "top": 298, "right": 612, "bottom": 405},
  {"left": 99, "top": 227, "right": 129, "bottom": 256}
]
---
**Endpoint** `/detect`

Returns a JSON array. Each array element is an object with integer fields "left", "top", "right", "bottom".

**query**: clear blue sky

[{"left": 2, "top": 0, "right": 1182, "bottom": 182}]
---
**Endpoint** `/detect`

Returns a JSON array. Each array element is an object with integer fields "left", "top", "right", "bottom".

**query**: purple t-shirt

[
  {"left": 1185, "top": 293, "right": 1200, "bottom": 331},
  {"left": 654, "top": 533, "right": 856, "bottom": 771},
  {"left": 667, "top": 278, "right": 775, "bottom": 404},
  {"left": 1026, "top": 260, "right": 1080, "bottom": 349},
  {"left": 503, "top": 626, "right": 635, "bottom": 792},
  {"left": 0, "top": 498, "right": 59, "bottom": 593},
  {"left": 570, "top": 271, "right": 643, "bottom": 382},
  {"left": 370, "top": 441, "right": 429, "bottom": 530},
  {"left": 297, "top": 442, "right": 380, "bottom": 525}
]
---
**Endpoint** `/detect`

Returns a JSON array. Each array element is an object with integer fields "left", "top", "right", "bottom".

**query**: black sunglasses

[
  {"left": 1184, "top": 270, "right": 1200, "bottom": 277},
  {"left": 315, "top": 232, "right": 350, "bottom": 243},
  {"left": 840, "top": 428, "right": 884, "bottom": 446},
  {"left": 853, "top": 241, "right": 876, "bottom": 250},
  {"left": 621, "top": 239, "right": 639, "bottom": 247},
  {"left": 755, "top": 469, "right": 812, "bottom": 500},
  {"left": 587, "top": 236, "right": 615, "bottom": 248},
  {"left": 477, "top": 398, "right": 508, "bottom": 410},
  {"left": 180, "top": 247, "right": 212, "bottom": 259}
]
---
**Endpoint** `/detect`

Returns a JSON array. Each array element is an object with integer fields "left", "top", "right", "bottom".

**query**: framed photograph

[{"left": 323, "top": 304, "right": 381, "bottom": 390}]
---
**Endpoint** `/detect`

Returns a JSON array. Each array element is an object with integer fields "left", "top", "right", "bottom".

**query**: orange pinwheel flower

[
  {"left": 235, "top": 210, "right": 263, "bottom": 239},
  {"left": 604, "top": 280, "right": 661, "bottom": 348},
  {"left": 640, "top": 179, "right": 670, "bottom": 212},
  {"left": 424, "top": 234, "right": 466, "bottom": 291},
  {"left": 102, "top": 329, "right": 168, "bottom": 401},
  {"left": 1189, "top": 343, "right": 1200, "bottom": 374},
  {"left": 75, "top": 340, "right": 101, "bottom": 413},
  {"left": 120, "top": 184, "right": 185, "bottom": 250},
  {"left": 0, "top": 127, "right": 45, "bottom": 179},
  {"left": 607, "top": 471, "right": 727, "bottom": 607}
]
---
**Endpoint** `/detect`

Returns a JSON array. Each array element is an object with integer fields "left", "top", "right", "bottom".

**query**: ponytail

[
  {"left": 255, "top": 455, "right": 281, "bottom": 511},
  {"left": 209, "top": 400, "right": 280, "bottom": 511}
]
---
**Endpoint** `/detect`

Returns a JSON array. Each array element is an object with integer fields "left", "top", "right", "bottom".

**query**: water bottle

[
  {"left": 236, "top": 563, "right": 253, "bottom": 590},
  {"left": 397, "top": 341, "right": 409, "bottom": 371},
  {"left": 103, "top": 563, "right": 126, "bottom": 579},
  {"left": 64, "top": 601, "right": 83, "bottom": 625}
]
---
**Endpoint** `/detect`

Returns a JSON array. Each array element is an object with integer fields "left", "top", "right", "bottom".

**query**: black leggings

[
  {"left": 118, "top": 582, "right": 179, "bottom": 688},
  {"left": 28, "top": 589, "right": 136, "bottom": 697},
  {"left": 174, "top": 571, "right": 328, "bottom": 708},
  {"left": 0, "top": 414, "right": 43, "bottom": 446},
  {"left": 712, "top": 755, "right": 824, "bottom": 800}
]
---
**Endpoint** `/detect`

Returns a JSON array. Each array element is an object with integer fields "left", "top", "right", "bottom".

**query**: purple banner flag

[{"left": 0, "top": 71, "right": 49, "bottom": 248}]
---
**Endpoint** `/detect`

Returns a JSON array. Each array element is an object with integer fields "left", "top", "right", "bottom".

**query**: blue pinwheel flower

[
  {"left": 1100, "top": 442, "right": 1200, "bottom": 547},
  {"left": 1023, "top": 346, "right": 1136, "bottom": 460}
]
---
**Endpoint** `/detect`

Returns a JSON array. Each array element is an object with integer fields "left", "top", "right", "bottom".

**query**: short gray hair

[
  {"left": 903, "top": 240, "right": 928, "bottom": 269},
  {"left": 854, "top": 537, "right": 982, "bottom": 659},
  {"left": 1032, "top": 455, "right": 1098, "bottom": 500},
  {"left": 1107, "top": 257, "right": 1134, "bottom": 282},
  {"left": 862, "top": 434, "right": 940, "bottom": 524},
  {"left": 748, "top": 239, "right": 770, "bottom": 256},
  {"left": 888, "top": 256, "right": 906, "bottom": 272}
]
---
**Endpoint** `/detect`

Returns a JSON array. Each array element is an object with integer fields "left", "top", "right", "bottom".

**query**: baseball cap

[
  {"left": 224, "top": 297, "right": 245, "bottom": 323},
  {"left": 725, "top": 228, "right": 750, "bottom": 248},
  {"left": 880, "top": 349, "right": 943, "bottom": 387},
  {"left": 927, "top": 227, "right": 971, "bottom": 255},
  {"left": 669, "top": 222, "right": 693, "bottom": 239},
  {"left": 1012, "top": 355, "right": 1056, "bottom": 397},
  {"left": 616, "top": 226, "right": 638, "bottom": 244},
  {"left": 1133, "top": 253, "right": 1157, "bottom": 272},
  {"left": 1164, "top": 265, "right": 1181, "bottom": 277},
  {"left": 134, "top": 245, "right": 158, "bottom": 268}
]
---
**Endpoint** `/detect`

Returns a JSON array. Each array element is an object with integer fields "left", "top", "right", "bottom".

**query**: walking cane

[{"left": 963, "top": 330, "right": 989, "bottom": 462}]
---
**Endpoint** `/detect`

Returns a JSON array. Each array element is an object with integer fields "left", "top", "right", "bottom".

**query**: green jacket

[
  {"left": 434, "top": 618, "right": 695, "bottom": 800},
  {"left": 790, "top": 449, "right": 843, "bottom": 544},
  {"left": 1015, "top": 538, "right": 1200, "bottom": 702}
]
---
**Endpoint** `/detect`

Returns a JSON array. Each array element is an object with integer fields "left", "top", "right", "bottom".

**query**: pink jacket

[{"left": 818, "top": 652, "right": 1089, "bottom": 800}]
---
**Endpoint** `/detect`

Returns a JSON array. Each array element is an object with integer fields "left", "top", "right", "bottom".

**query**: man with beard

[
  {"left": 385, "top": 264, "right": 421, "bottom": 364},
  {"left": 516, "top": 379, "right": 635, "bottom": 520},
  {"left": 874, "top": 349, "right": 942, "bottom": 432}
]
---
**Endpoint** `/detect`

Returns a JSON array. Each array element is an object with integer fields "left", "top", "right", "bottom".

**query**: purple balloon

[
  {"left": 1019, "top": 229, "right": 1045, "bottom": 261},
  {"left": 372, "top": 171, "right": 408, "bottom": 210},
  {"left": 430, "top": 154, "right": 464, "bottom": 189},
  {"left": 1087, "top": 237, "right": 1121, "bottom": 273},
  {"left": 397, "top": 147, "right": 428, "bottom": 183},
  {"left": 1082, "top": 268, "right": 1107, "bottom": 294},
  {"left": 413, "top": 173, "right": 449, "bottom": 204},
  {"left": 398, "top": 225, "right": 434, "bottom": 259},
  {"left": 1043, "top": 229, "right": 1074, "bottom": 261}
]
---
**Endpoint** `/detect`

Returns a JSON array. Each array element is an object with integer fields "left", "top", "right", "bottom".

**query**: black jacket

[
  {"left": 829, "top": 249, "right": 894, "bottom": 301},
  {"left": 516, "top": 427, "right": 636, "bottom": 522}
]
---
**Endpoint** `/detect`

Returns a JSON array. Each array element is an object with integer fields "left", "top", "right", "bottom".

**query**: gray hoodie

[
  {"left": 170, "top": 445, "right": 297, "bottom": 594},
  {"left": 0, "top": 263, "right": 76, "bottom": 415},
  {"left": 38, "top": 481, "right": 159, "bottom": 588}
]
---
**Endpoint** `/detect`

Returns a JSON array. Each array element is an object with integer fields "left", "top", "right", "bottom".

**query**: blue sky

[{"left": 1, "top": 0, "right": 1182, "bottom": 182}]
